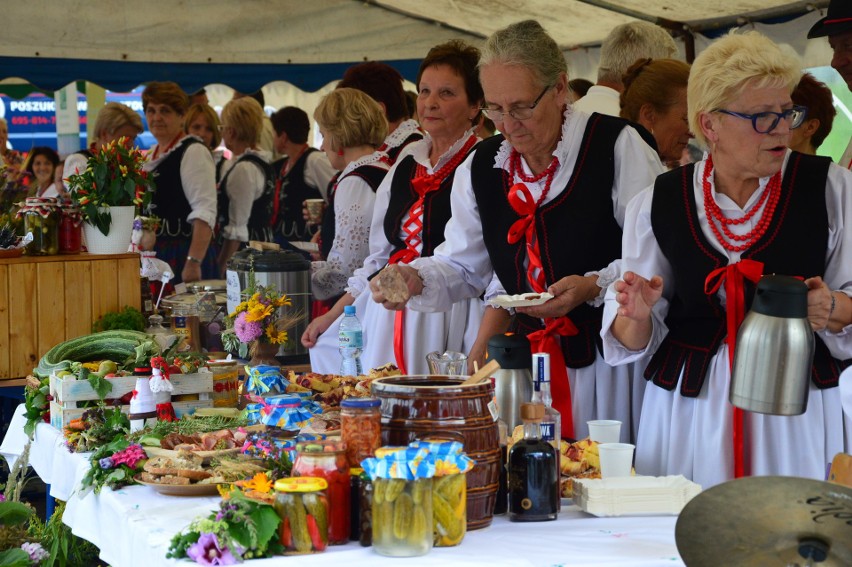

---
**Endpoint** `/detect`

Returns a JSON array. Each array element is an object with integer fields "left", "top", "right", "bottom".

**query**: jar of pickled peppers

[
  {"left": 17, "top": 197, "right": 58, "bottom": 255},
  {"left": 58, "top": 202, "right": 83, "bottom": 254},
  {"left": 273, "top": 477, "right": 329, "bottom": 555},
  {"left": 292, "top": 439, "right": 350, "bottom": 544}
]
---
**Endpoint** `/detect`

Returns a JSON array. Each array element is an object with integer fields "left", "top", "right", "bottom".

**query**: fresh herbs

[
  {"left": 126, "top": 414, "right": 248, "bottom": 443},
  {"left": 64, "top": 404, "right": 130, "bottom": 453},
  {"left": 167, "top": 491, "right": 282, "bottom": 563},
  {"left": 91, "top": 306, "right": 147, "bottom": 333},
  {"left": 23, "top": 379, "right": 51, "bottom": 438},
  {"left": 79, "top": 437, "right": 147, "bottom": 495}
]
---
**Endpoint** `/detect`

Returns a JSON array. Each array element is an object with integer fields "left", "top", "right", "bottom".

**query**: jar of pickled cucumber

[
  {"left": 372, "top": 477, "right": 433, "bottom": 557},
  {"left": 273, "top": 477, "right": 329, "bottom": 555},
  {"left": 17, "top": 197, "right": 59, "bottom": 255}
]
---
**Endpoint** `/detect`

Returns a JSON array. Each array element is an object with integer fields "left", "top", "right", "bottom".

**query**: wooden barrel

[{"left": 370, "top": 375, "right": 501, "bottom": 530}]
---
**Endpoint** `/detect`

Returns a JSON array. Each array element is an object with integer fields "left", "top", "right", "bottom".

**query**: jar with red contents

[
  {"left": 340, "top": 397, "right": 381, "bottom": 468},
  {"left": 58, "top": 202, "right": 82, "bottom": 254},
  {"left": 292, "top": 439, "right": 350, "bottom": 544}
]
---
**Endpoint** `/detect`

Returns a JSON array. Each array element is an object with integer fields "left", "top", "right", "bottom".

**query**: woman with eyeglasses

[
  {"left": 369, "top": 20, "right": 663, "bottom": 440},
  {"left": 603, "top": 32, "right": 852, "bottom": 488}
]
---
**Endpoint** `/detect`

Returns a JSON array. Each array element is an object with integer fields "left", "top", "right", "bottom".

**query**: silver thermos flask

[
  {"left": 487, "top": 333, "right": 533, "bottom": 430},
  {"left": 730, "top": 274, "right": 814, "bottom": 415}
]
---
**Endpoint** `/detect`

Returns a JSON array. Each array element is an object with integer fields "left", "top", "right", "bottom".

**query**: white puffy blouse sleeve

[
  {"left": 221, "top": 158, "right": 266, "bottom": 242},
  {"left": 311, "top": 174, "right": 377, "bottom": 301},
  {"left": 818, "top": 162, "right": 852, "bottom": 358},
  {"left": 179, "top": 143, "right": 218, "bottom": 230},
  {"left": 601, "top": 185, "right": 672, "bottom": 365}
]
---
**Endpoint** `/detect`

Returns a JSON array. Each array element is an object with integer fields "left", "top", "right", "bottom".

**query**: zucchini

[{"left": 34, "top": 330, "right": 157, "bottom": 378}]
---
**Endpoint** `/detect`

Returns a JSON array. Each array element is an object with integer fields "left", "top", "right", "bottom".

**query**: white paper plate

[
  {"left": 290, "top": 241, "right": 319, "bottom": 253},
  {"left": 488, "top": 292, "right": 553, "bottom": 308}
]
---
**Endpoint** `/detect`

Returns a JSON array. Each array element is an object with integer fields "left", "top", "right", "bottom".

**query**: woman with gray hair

[
  {"left": 63, "top": 101, "right": 144, "bottom": 189},
  {"left": 604, "top": 32, "right": 852, "bottom": 487},
  {"left": 370, "top": 20, "right": 663, "bottom": 441}
]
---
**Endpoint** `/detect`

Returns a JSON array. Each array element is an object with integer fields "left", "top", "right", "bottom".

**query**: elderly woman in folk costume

[
  {"left": 370, "top": 20, "right": 664, "bottom": 440},
  {"left": 604, "top": 32, "right": 852, "bottom": 489},
  {"left": 142, "top": 81, "right": 217, "bottom": 283},
  {"left": 303, "top": 40, "right": 485, "bottom": 375}
]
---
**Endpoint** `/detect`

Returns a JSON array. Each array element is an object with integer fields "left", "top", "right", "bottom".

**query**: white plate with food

[
  {"left": 290, "top": 241, "right": 319, "bottom": 253},
  {"left": 488, "top": 292, "right": 554, "bottom": 308}
]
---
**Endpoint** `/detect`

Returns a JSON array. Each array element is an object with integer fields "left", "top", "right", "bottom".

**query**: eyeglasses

[
  {"left": 480, "top": 85, "right": 551, "bottom": 122},
  {"left": 713, "top": 105, "right": 808, "bottom": 134}
]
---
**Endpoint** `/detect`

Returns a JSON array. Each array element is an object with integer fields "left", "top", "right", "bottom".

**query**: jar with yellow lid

[
  {"left": 17, "top": 197, "right": 58, "bottom": 255},
  {"left": 292, "top": 439, "right": 350, "bottom": 544},
  {"left": 273, "top": 477, "right": 329, "bottom": 554}
]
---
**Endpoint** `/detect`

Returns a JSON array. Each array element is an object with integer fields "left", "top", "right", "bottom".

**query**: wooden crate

[
  {"left": 0, "top": 252, "right": 141, "bottom": 380},
  {"left": 48, "top": 372, "right": 214, "bottom": 429}
]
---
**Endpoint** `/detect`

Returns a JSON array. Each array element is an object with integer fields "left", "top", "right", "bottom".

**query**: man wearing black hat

[{"left": 809, "top": 0, "right": 852, "bottom": 168}]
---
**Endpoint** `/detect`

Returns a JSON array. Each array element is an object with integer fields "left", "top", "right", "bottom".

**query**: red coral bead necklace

[{"left": 702, "top": 154, "right": 781, "bottom": 252}]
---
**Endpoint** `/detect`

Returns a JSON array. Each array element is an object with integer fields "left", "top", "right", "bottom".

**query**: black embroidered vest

[
  {"left": 151, "top": 138, "right": 201, "bottom": 238},
  {"left": 647, "top": 153, "right": 848, "bottom": 396},
  {"left": 217, "top": 153, "right": 275, "bottom": 242},
  {"left": 319, "top": 164, "right": 388, "bottom": 259},
  {"left": 272, "top": 148, "right": 323, "bottom": 241},
  {"left": 470, "top": 113, "right": 629, "bottom": 368},
  {"left": 383, "top": 146, "right": 475, "bottom": 260}
]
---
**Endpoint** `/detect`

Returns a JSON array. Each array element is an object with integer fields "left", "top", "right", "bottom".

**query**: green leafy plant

[
  {"left": 27, "top": 501, "right": 101, "bottom": 567},
  {"left": 167, "top": 491, "right": 282, "bottom": 562},
  {"left": 79, "top": 437, "right": 146, "bottom": 495},
  {"left": 0, "top": 222, "right": 19, "bottom": 249},
  {"left": 66, "top": 137, "right": 156, "bottom": 236},
  {"left": 91, "top": 306, "right": 147, "bottom": 333}
]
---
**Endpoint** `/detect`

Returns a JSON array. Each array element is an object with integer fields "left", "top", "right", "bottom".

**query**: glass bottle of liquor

[
  {"left": 508, "top": 402, "right": 558, "bottom": 522},
  {"left": 532, "top": 353, "right": 562, "bottom": 509}
]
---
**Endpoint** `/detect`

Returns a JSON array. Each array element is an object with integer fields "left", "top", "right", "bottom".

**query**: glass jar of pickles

[
  {"left": 340, "top": 397, "right": 381, "bottom": 468},
  {"left": 410, "top": 438, "right": 474, "bottom": 547},
  {"left": 17, "top": 197, "right": 58, "bottom": 255},
  {"left": 58, "top": 202, "right": 83, "bottom": 254},
  {"left": 372, "top": 477, "right": 433, "bottom": 557},
  {"left": 361, "top": 446, "right": 436, "bottom": 557},
  {"left": 292, "top": 439, "right": 350, "bottom": 544},
  {"left": 273, "top": 477, "right": 329, "bottom": 554}
]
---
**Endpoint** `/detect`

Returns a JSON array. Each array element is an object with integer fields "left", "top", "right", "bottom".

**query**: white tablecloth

[{"left": 1, "top": 404, "right": 686, "bottom": 567}]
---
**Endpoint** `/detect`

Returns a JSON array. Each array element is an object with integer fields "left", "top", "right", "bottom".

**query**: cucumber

[
  {"left": 138, "top": 434, "right": 163, "bottom": 447},
  {"left": 34, "top": 330, "right": 157, "bottom": 379}
]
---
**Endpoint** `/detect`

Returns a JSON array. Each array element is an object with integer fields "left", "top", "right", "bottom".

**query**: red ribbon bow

[
  {"left": 703, "top": 258, "right": 764, "bottom": 478},
  {"left": 527, "top": 316, "right": 579, "bottom": 439},
  {"left": 507, "top": 183, "right": 548, "bottom": 291}
]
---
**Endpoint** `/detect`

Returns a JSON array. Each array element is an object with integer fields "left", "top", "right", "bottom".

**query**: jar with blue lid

[{"left": 340, "top": 397, "right": 382, "bottom": 468}]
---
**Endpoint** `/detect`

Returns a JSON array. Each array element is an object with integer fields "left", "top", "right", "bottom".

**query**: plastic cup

[
  {"left": 598, "top": 443, "right": 635, "bottom": 478},
  {"left": 304, "top": 199, "right": 326, "bottom": 224},
  {"left": 587, "top": 420, "right": 621, "bottom": 443}
]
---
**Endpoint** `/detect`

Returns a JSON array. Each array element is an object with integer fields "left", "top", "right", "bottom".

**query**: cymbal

[{"left": 676, "top": 476, "right": 852, "bottom": 566}]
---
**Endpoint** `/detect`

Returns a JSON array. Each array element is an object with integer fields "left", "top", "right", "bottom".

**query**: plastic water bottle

[{"left": 339, "top": 305, "right": 364, "bottom": 376}]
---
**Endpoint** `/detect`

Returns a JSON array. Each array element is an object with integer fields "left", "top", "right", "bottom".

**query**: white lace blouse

[{"left": 311, "top": 152, "right": 390, "bottom": 301}]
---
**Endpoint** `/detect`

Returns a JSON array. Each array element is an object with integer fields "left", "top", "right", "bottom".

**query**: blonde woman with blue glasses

[{"left": 604, "top": 32, "right": 852, "bottom": 488}]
